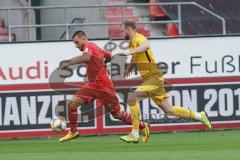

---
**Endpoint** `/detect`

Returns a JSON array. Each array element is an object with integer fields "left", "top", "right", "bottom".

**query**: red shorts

[{"left": 74, "top": 82, "right": 120, "bottom": 114}]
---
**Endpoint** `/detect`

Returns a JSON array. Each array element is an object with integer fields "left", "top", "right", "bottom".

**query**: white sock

[
  {"left": 131, "top": 130, "right": 139, "bottom": 138},
  {"left": 195, "top": 112, "right": 202, "bottom": 121}
]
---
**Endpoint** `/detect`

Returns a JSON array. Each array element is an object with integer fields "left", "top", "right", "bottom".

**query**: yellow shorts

[{"left": 136, "top": 75, "right": 168, "bottom": 106}]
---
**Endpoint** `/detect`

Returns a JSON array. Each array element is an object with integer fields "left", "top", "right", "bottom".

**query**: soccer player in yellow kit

[{"left": 117, "top": 21, "right": 212, "bottom": 143}]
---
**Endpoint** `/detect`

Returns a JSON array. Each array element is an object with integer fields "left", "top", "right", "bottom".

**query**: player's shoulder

[
  {"left": 136, "top": 33, "right": 147, "bottom": 40},
  {"left": 132, "top": 33, "right": 147, "bottom": 46},
  {"left": 85, "top": 41, "right": 96, "bottom": 48},
  {"left": 86, "top": 41, "right": 102, "bottom": 50},
  {"left": 133, "top": 33, "right": 147, "bottom": 44},
  {"left": 83, "top": 42, "right": 95, "bottom": 52}
]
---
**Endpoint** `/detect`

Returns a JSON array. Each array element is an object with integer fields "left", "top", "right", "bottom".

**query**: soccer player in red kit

[{"left": 59, "top": 31, "right": 149, "bottom": 142}]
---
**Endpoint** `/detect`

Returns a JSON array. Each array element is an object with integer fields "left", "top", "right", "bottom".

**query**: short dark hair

[
  {"left": 72, "top": 30, "right": 86, "bottom": 39},
  {"left": 122, "top": 21, "right": 137, "bottom": 29}
]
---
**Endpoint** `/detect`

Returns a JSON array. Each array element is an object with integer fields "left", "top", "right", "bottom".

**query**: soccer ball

[{"left": 50, "top": 116, "right": 67, "bottom": 132}]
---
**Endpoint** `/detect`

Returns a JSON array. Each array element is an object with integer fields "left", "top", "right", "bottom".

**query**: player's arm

[
  {"left": 104, "top": 55, "right": 112, "bottom": 64},
  {"left": 124, "top": 57, "right": 136, "bottom": 77},
  {"left": 129, "top": 40, "right": 150, "bottom": 55},
  {"left": 102, "top": 50, "right": 112, "bottom": 64},
  {"left": 117, "top": 39, "right": 150, "bottom": 56},
  {"left": 60, "top": 54, "right": 90, "bottom": 70}
]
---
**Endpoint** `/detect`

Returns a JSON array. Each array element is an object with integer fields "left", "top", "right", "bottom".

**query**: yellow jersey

[{"left": 129, "top": 33, "right": 162, "bottom": 80}]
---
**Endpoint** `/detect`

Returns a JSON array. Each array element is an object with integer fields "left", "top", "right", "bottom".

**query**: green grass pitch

[{"left": 0, "top": 130, "right": 239, "bottom": 160}]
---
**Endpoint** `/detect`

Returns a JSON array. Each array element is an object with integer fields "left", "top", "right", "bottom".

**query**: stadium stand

[
  {"left": 149, "top": 0, "right": 178, "bottom": 36},
  {"left": 166, "top": 23, "right": 179, "bottom": 36},
  {"left": 106, "top": 0, "right": 151, "bottom": 38},
  {"left": 0, "top": 27, "right": 8, "bottom": 35},
  {"left": 149, "top": 0, "right": 166, "bottom": 20},
  {"left": 157, "top": 0, "right": 240, "bottom": 35},
  {"left": 107, "top": 16, "right": 139, "bottom": 23},
  {"left": 0, "top": 19, "right": 4, "bottom": 27},
  {"left": 0, "top": 19, "right": 15, "bottom": 42},
  {"left": 106, "top": 7, "right": 134, "bottom": 16},
  {"left": 108, "top": 25, "right": 150, "bottom": 38},
  {"left": 0, "top": 0, "right": 238, "bottom": 41}
]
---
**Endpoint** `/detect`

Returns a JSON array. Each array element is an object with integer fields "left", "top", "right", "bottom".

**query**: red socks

[
  {"left": 68, "top": 107, "right": 78, "bottom": 133},
  {"left": 68, "top": 107, "right": 146, "bottom": 133}
]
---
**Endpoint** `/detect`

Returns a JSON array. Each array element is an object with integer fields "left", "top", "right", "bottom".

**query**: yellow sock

[
  {"left": 171, "top": 106, "right": 200, "bottom": 120},
  {"left": 129, "top": 102, "right": 140, "bottom": 132}
]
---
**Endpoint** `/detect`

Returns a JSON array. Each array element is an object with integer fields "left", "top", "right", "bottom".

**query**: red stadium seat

[
  {"left": 0, "top": 21, "right": 15, "bottom": 41},
  {"left": 105, "top": 0, "right": 151, "bottom": 38},
  {"left": 0, "top": 28, "right": 8, "bottom": 35},
  {"left": 0, "top": 34, "right": 15, "bottom": 42},
  {"left": 107, "top": 16, "right": 139, "bottom": 22},
  {"left": 137, "top": 28, "right": 151, "bottom": 37},
  {"left": 108, "top": 24, "right": 145, "bottom": 31},
  {"left": 149, "top": 0, "right": 166, "bottom": 18},
  {"left": 167, "top": 23, "right": 179, "bottom": 36},
  {"left": 0, "top": 20, "right": 4, "bottom": 27},
  {"left": 107, "top": 7, "right": 134, "bottom": 16}
]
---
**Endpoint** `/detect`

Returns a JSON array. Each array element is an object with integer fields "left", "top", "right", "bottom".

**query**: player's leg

[
  {"left": 59, "top": 84, "right": 95, "bottom": 142},
  {"left": 103, "top": 85, "right": 146, "bottom": 129},
  {"left": 101, "top": 87, "right": 150, "bottom": 143},
  {"left": 103, "top": 98, "right": 146, "bottom": 130},
  {"left": 59, "top": 96, "right": 86, "bottom": 142},
  {"left": 67, "top": 96, "right": 86, "bottom": 133},
  {"left": 150, "top": 76, "right": 212, "bottom": 130},
  {"left": 119, "top": 90, "right": 149, "bottom": 143},
  {"left": 158, "top": 98, "right": 212, "bottom": 130},
  {"left": 96, "top": 83, "right": 149, "bottom": 143},
  {"left": 120, "top": 77, "right": 166, "bottom": 143},
  {"left": 95, "top": 84, "right": 147, "bottom": 131}
]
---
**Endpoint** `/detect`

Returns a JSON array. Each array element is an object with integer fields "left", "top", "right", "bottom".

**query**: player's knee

[
  {"left": 105, "top": 103, "right": 114, "bottom": 113},
  {"left": 69, "top": 96, "right": 85, "bottom": 109},
  {"left": 111, "top": 111, "right": 120, "bottom": 119},
  {"left": 107, "top": 103, "right": 121, "bottom": 119},
  {"left": 161, "top": 107, "right": 172, "bottom": 114},
  {"left": 69, "top": 100, "right": 78, "bottom": 109},
  {"left": 159, "top": 99, "right": 173, "bottom": 114}
]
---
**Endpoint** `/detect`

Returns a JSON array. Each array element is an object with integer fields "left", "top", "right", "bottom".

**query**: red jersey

[
  {"left": 75, "top": 42, "right": 120, "bottom": 112},
  {"left": 82, "top": 42, "right": 111, "bottom": 85}
]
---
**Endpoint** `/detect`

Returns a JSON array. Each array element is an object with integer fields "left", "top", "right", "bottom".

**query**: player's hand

[
  {"left": 60, "top": 62, "right": 70, "bottom": 70},
  {"left": 123, "top": 69, "right": 131, "bottom": 78},
  {"left": 59, "top": 60, "right": 71, "bottom": 70},
  {"left": 104, "top": 57, "right": 112, "bottom": 64}
]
